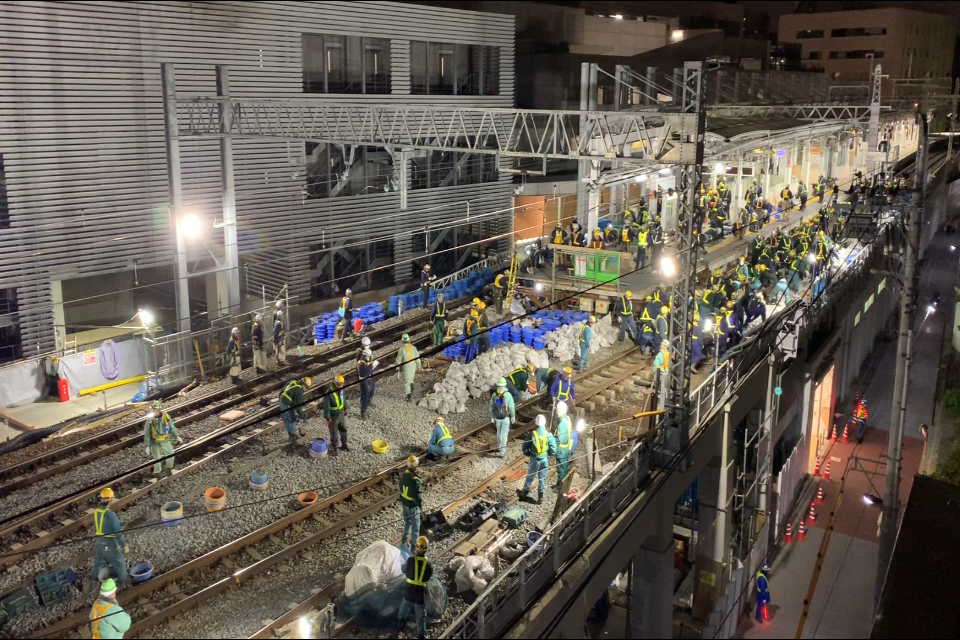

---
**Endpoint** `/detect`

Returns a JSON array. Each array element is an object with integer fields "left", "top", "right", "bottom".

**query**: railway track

[
  {"left": 33, "top": 348, "right": 650, "bottom": 639},
  {"left": 0, "top": 302, "right": 472, "bottom": 566}
]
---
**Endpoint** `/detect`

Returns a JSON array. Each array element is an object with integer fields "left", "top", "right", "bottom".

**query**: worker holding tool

[
  {"left": 398, "top": 536, "right": 433, "bottom": 640},
  {"left": 476, "top": 301, "right": 490, "bottom": 355},
  {"left": 279, "top": 376, "right": 312, "bottom": 447},
  {"left": 89, "top": 488, "right": 128, "bottom": 589},
  {"left": 550, "top": 366, "right": 575, "bottom": 413},
  {"left": 323, "top": 375, "right": 349, "bottom": 455},
  {"left": 89, "top": 578, "right": 131, "bottom": 640},
  {"left": 227, "top": 326, "right": 241, "bottom": 384},
  {"left": 489, "top": 378, "right": 516, "bottom": 458},
  {"left": 395, "top": 333, "right": 422, "bottom": 402},
  {"left": 430, "top": 293, "right": 446, "bottom": 346},
  {"left": 144, "top": 400, "right": 181, "bottom": 476},
  {"left": 427, "top": 416, "right": 455, "bottom": 459},
  {"left": 755, "top": 563, "right": 771, "bottom": 623},
  {"left": 517, "top": 414, "right": 557, "bottom": 505},
  {"left": 553, "top": 401, "right": 573, "bottom": 490},
  {"left": 399, "top": 456, "right": 423, "bottom": 548}
]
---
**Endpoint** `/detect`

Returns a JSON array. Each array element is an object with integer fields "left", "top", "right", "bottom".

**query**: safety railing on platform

[
  {"left": 442, "top": 360, "right": 736, "bottom": 639},
  {"left": 429, "top": 254, "right": 504, "bottom": 290}
]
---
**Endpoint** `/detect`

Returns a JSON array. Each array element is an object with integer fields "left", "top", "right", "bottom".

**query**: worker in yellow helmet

[
  {"left": 464, "top": 308, "right": 480, "bottom": 363},
  {"left": 427, "top": 416, "right": 455, "bottom": 460},
  {"left": 577, "top": 315, "right": 597, "bottom": 371},
  {"left": 399, "top": 456, "right": 423, "bottom": 548},
  {"left": 399, "top": 536, "right": 433, "bottom": 639},
  {"left": 322, "top": 374, "right": 348, "bottom": 456},
  {"left": 89, "top": 488, "right": 128, "bottom": 589},
  {"left": 89, "top": 578, "right": 130, "bottom": 639},
  {"left": 144, "top": 400, "right": 181, "bottom": 476},
  {"left": 279, "top": 376, "right": 313, "bottom": 446}
]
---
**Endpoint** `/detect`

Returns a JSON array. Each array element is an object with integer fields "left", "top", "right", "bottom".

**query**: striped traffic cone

[
  {"left": 784, "top": 521, "right": 793, "bottom": 543},
  {"left": 808, "top": 501, "right": 817, "bottom": 524},
  {"left": 830, "top": 424, "right": 837, "bottom": 442},
  {"left": 823, "top": 459, "right": 831, "bottom": 481},
  {"left": 817, "top": 484, "right": 824, "bottom": 504},
  {"left": 814, "top": 455, "right": 821, "bottom": 477},
  {"left": 841, "top": 423, "right": 849, "bottom": 443},
  {"left": 797, "top": 520, "right": 807, "bottom": 541}
]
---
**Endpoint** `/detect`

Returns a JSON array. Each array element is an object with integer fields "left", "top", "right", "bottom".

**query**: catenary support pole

[
  {"left": 162, "top": 63, "right": 192, "bottom": 334},
  {"left": 217, "top": 66, "right": 242, "bottom": 318}
]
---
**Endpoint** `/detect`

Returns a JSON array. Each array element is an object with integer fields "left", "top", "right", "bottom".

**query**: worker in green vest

[
  {"left": 517, "top": 414, "right": 557, "bottom": 505},
  {"left": 577, "top": 315, "right": 596, "bottom": 371},
  {"left": 505, "top": 362, "right": 535, "bottom": 402},
  {"left": 89, "top": 488, "right": 128, "bottom": 588},
  {"left": 395, "top": 333, "right": 422, "bottom": 402},
  {"left": 322, "top": 375, "right": 349, "bottom": 455},
  {"left": 553, "top": 401, "right": 573, "bottom": 490},
  {"left": 279, "top": 376, "right": 312, "bottom": 446},
  {"left": 430, "top": 293, "right": 446, "bottom": 346},
  {"left": 399, "top": 455, "right": 423, "bottom": 548},
  {"left": 143, "top": 400, "right": 181, "bottom": 476},
  {"left": 427, "top": 416, "right": 455, "bottom": 459},
  {"left": 89, "top": 579, "right": 130, "bottom": 639},
  {"left": 398, "top": 536, "right": 433, "bottom": 639}
]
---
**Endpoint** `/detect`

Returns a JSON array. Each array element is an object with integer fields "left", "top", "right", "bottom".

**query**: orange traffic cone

[
  {"left": 841, "top": 423, "right": 849, "bottom": 443},
  {"left": 784, "top": 521, "right": 793, "bottom": 543},
  {"left": 808, "top": 501, "right": 817, "bottom": 524},
  {"left": 823, "top": 459, "right": 831, "bottom": 481},
  {"left": 830, "top": 424, "right": 837, "bottom": 442},
  {"left": 797, "top": 519, "right": 807, "bottom": 541},
  {"left": 817, "top": 484, "right": 824, "bottom": 504},
  {"left": 814, "top": 455, "right": 821, "bottom": 477}
]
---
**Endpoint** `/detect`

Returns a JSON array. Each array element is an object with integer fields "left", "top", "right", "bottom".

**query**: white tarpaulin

[
  {"left": 58, "top": 337, "right": 147, "bottom": 397},
  {"left": 344, "top": 541, "right": 404, "bottom": 597},
  {"left": 0, "top": 360, "right": 47, "bottom": 408}
]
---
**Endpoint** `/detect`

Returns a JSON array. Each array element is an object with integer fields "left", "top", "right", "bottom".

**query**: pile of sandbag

[
  {"left": 449, "top": 554, "right": 496, "bottom": 594},
  {"left": 420, "top": 341, "right": 550, "bottom": 414},
  {"left": 544, "top": 314, "right": 619, "bottom": 362}
]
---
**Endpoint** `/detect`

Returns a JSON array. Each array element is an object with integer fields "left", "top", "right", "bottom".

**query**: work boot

[
  {"left": 231, "top": 376, "right": 241, "bottom": 384},
  {"left": 256, "top": 367, "right": 265, "bottom": 375},
  {"left": 341, "top": 440, "right": 350, "bottom": 452},
  {"left": 406, "top": 394, "right": 412, "bottom": 402},
  {"left": 288, "top": 433, "right": 298, "bottom": 444},
  {"left": 516, "top": 488, "right": 529, "bottom": 502},
  {"left": 330, "top": 447, "right": 338, "bottom": 457},
  {"left": 536, "top": 491, "right": 543, "bottom": 505}
]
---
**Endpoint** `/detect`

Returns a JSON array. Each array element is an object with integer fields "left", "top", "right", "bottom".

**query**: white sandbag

[
  {"left": 344, "top": 541, "right": 404, "bottom": 597},
  {"left": 455, "top": 555, "right": 489, "bottom": 594}
]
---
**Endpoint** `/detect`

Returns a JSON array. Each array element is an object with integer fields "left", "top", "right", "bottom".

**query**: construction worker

[
  {"left": 621, "top": 220, "right": 636, "bottom": 253},
  {"left": 550, "top": 366, "right": 575, "bottom": 410},
  {"left": 505, "top": 362, "right": 534, "bottom": 402},
  {"left": 719, "top": 300, "right": 739, "bottom": 354},
  {"left": 90, "top": 488, "right": 128, "bottom": 588},
  {"left": 493, "top": 270, "right": 507, "bottom": 309},
  {"left": 427, "top": 416, "right": 455, "bottom": 459},
  {"left": 322, "top": 375, "right": 348, "bottom": 455},
  {"left": 339, "top": 289, "right": 354, "bottom": 340},
  {"left": 477, "top": 301, "right": 490, "bottom": 354},
  {"left": 420, "top": 264, "right": 435, "bottom": 308},
  {"left": 489, "top": 378, "right": 515, "bottom": 458},
  {"left": 272, "top": 299, "right": 284, "bottom": 326},
  {"left": 89, "top": 578, "right": 130, "bottom": 640},
  {"left": 577, "top": 315, "right": 596, "bottom": 371},
  {"left": 635, "top": 225, "right": 649, "bottom": 270},
  {"left": 356, "top": 336, "right": 372, "bottom": 363},
  {"left": 144, "top": 401, "right": 181, "bottom": 476},
  {"left": 655, "top": 305, "right": 669, "bottom": 345},
  {"left": 398, "top": 456, "right": 423, "bottom": 548},
  {"left": 553, "top": 401, "right": 573, "bottom": 490},
  {"left": 550, "top": 223, "right": 568, "bottom": 245},
  {"left": 571, "top": 223, "right": 587, "bottom": 248},
  {"left": 614, "top": 290, "right": 637, "bottom": 343},
  {"left": 227, "top": 326, "right": 241, "bottom": 384},
  {"left": 589, "top": 228, "right": 603, "bottom": 249},
  {"left": 272, "top": 310, "right": 285, "bottom": 365},
  {"left": 755, "top": 564, "right": 771, "bottom": 623},
  {"left": 399, "top": 536, "right": 432, "bottom": 640},
  {"left": 279, "top": 376, "right": 312, "bottom": 446},
  {"left": 653, "top": 340, "right": 670, "bottom": 373},
  {"left": 463, "top": 309, "right": 480, "bottom": 364},
  {"left": 357, "top": 348, "right": 375, "bottom": 419},
  {"left": 430, "top": 293, "right": 446, "bottom": 346},
  {"left": 517, "top": 414, "right": 556, "bottom": 505},
  {"left": 854, "top": 397, "right": 868, "bottom": 443},
  {"left": 535, "top": 366, "right": 556, "bottom": 394},
  {"left": 816, "top": 174, "right": 826, "bottom": 202},
  {"left": 251, "top": 313, "right": 266, "bottom": 374},
  {"left": 798, "top": 181, "right": 808, "bottom": 211},
  {"left": 746, "top": 292, "right": 767, "bottom": 326},
  {"left": 638, "top": 315, "right": 656, "bottom": 355},
  {"left": 690, "top": 319, "right": 704, "bottom": 372},
  {"left": 395, "top": 333, "right": 422, "bottom": 402}
]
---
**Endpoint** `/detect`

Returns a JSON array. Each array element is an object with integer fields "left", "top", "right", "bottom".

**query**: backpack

[{"left": 491, "top": 393, "right": 509, "bottom": 420}]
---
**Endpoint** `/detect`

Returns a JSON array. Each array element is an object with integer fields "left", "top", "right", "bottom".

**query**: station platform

[{"left": 0, "top": 380, "right": 142, "bottom": 433}]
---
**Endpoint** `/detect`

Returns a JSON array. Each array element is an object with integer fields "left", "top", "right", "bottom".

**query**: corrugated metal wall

[{"left": 0, "top": 0, "right": 515, "bottom": 352}]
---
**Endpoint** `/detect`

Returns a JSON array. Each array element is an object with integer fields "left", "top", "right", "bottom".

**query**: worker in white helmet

[
  {"left": 553, "top": 401, "right": 573, "bottom": 489},
  {"left": 272, "top": 310, "right": 285, "bottom": 365},
  {"left": 517, "top": 415, "right": 556, "bottom": 505},
  {"left": 227, "top": 327, "right": 241, "bottom": 384},
  {"left": 251, "top": 313, "right": 266, "bottom": 374}
]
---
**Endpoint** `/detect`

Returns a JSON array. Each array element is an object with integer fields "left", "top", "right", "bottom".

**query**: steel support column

[
  {"left": 161, "top": 63, "right": 192, "bottom": 334},
  {"left": 216, "top": 66, "right": 242, "bottom": 318}
]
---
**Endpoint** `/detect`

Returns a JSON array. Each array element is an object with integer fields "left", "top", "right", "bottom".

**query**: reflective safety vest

[
  {"left": 94, "top": 508, "right": 115, "bottom": 538},
  {"left": 437, "top": 424, "right": 453, "bottom": 443},
  {"left": 328, "top": 386, "right": 344, "bottom": 411},
  {"left": 281, "top": 380, "right": 302, "bottom": 403},
  {"left": 433, "top": 301, "right": 445, "bottom": 318},
  {"left": 756, "top": 571, "right": 768, "bottom": 593},
  {"left": 619, "top": 296, "right": 633, "bottom": 315},
  {"left": 621, "top": 227, "right": 631, "bottom": 242},
  {"left": 552, "top": 228, "right": 565, "bottom": 244},
  {"left": 508, "top": 367, "right": 526, "bottom": 386},
  {"left": 494, "top": 274, "right": 506, "bottom": 289},
  {"left": 556, "top": 418, "right": 572, "bottom": 451},
  {"left": 149, "top": 414, "right": 172, "bottom": 441},
  {"left": 590, "top": 239, "right": 603, "bottom": 249},
  {"left": 555, "top": 379, "right": 571, "bottom": 401},
  {"left": 339, "top": 297, "right": 350, "bottom": 314},
  {"left": 407, "top": 556, "right": 429, "bottom": 587},
  {"left": 637, "top": 230, "right": 648, "bottom": 246},
  {"left": 531, "top": 430, "right": 547, "bottom": 455},
  {"left": 579, "top": 324, "right": 589, "bottom": 344},
  {"left": 639, "top": 305, "right": 653, "bottom": 322},
  {"left": 91, "top": 600, "right": 112, "bottom": 639}
]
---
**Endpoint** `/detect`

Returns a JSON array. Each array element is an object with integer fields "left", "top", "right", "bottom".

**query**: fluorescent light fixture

[
  {"left": 535, "top": 283, "right": 544, "bottom": 293},
  {"left": 660, "top": 256, "right": 676, "bottom": 277},
  {"left": 714, "top": 163, "right": 724, "bottom": 174},
  {"left": 138, "top": 308, "right": 154, "bottom": 327},
  {"left": 180, "top": 214, "right": 202, "bottom": 238},
  {"left": 862, "top": 493, "right": 883, "bottom": 508},
  {"left": 576, "top": 418, "right": 586, "bottom": 432},
  {"left": 659, "top": 167, "right": 672, "bottom": 175},
  {"left": 671, "top": 30, "right": 684, "bottom": 40}
]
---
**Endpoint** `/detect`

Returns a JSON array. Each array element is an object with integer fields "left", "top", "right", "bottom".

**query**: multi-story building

[
  {"left": 779, "top": 7, "right": 958, "bottom": 82},
  {"left": 0, "top": 1, "right": 515, "bottom": 358}
]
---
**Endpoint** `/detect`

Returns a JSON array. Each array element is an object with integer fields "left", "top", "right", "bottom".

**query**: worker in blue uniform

[
  {"left": 655, "top": 305, "right": 669, "bottom": 345},
  {"left": 550, "top": 366, "right": 575, "bottom": 411},
  {"left": 251, "top": 313, "right": 266, "bottom": 374},
  {"left": 427, "top": 416, "right": 455, "bottom": 459},
  {"left": 517, "top": 414, "right": 557, "bottom": 505},
  {"left": 279, "top": 376, "right": 312, "bottom": 445},
  {"left": 577, "top": 315, "right": 596, "bottom": 371},
  {"left": 613, "top": 291, "right": 637, "bottom": 343},
  {"left": 719, "top": 300, "right": 739, "bottom": 355},
  {"left": 690, "top": 318, "right": 704, "bottom": 372},
  {"left": 746, "top": 292, "right": 767, "bottom": 326},
  {"left": 755, "top": 564, "right": 771, "bottom": 622},
  {"left": 339, "top": 289, "right": 354, "bottom": 340},
  {"left": 638, "top": 317, "right": 657, "bottom": 355},
  {"left": 420, "top": 264, "right": 435, "bottom": 308},
  {"left": 90, "top": 488, "right": 128, "bottom": 588},
  {"left": 272, "top": 310, "right": 286, "bottom": 365},
  {"left": 357, "top": 347, "right": 376, "bottom": 419}
]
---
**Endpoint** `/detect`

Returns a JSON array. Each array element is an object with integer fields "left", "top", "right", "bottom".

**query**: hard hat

[
  {"left": 625, "top": 291, "right": 632, "bottom": 298},
  {"left": 275, "top": 310, "right": 283, "bottom": 319},
  {"left": 402, "top": 333, "right": 410, "bottom": 342},
  {"left": 472, "top": 298, "right": 481, "bottom": 306},
  {"left": 100, "top": 578, "right": 118, "bottom": 597},
  {"left": 436, "top": 292, "right": 444, "bottom": 299},
  {"left": 407, "top": 455, "right": 419, "bottom": 469},
  {"left": 588, "top": 315, "right": 596, "bottom": 323},
  {"left": 477, "top": 301, "right": 485, "bottom": 310},
  {"left": 535, "top": 414, "right": 547, "bottom": 426},
  {"left": 593, "top": 229, "right": 600, "bottom": 235},
  {"left": 345, "top": 288, "right": 353, "bottom": 295},
  {"left": 556, "top": 401, "right": 568, "bottom": 417},
  {"left": 563, "top": 366, "right": 572, "bottom": 375},
  {"left": 100, "top": 488, "right": 115, "bottom": 501},
  {"left": 303, "top": 376, "right": 313, "bottom": 388},
  {"left": 661, "top": 340, "right": 670, "bottom": 347},
  {"left": 527, "top": 362, "right": 535, "bottom": 371},
  {"left": 416, "top": 536, "right": 429, "bottom": 553},
  {"left": 255, "top": 314, "right": 262, "bottom": 322},
  {"left": 275, "top": 300, "right": 283, "bottom": 308},
  {"left": 470, "top": 309, "right": 479, "bottom": 318},
  {"left": 760, "top": 563, "right": 771, "bottom": 573},
  {"left": 361, "top": 337, "right": 371, "bottom": 347},
  {"left": 434, "top": 416, "right": 444, "bottom": 426},
  {"left": 231, "top": 327, "right": 239, "bottom": 334},
  {"left": 335, "top": 374, "right": 345, "bottom": 385},
  {"left": 424, "top": 265, "right": 431, "bottom": 271},
  {"left": 726, "top": 300, "right": 734, "bottom": 308},
  {"left": 645, "top": 295, "right": 652, "bottom": 301},
  {"left": 151, "top": 400, "right": 162, "bottom": 410},
  {"left": 497, "top": 377, "right": 507, "bottom": 388}
]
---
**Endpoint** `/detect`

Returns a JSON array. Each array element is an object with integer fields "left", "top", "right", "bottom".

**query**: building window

[
  {"left": 0, "top": 154, "right": 8, "bottom": 229},
  {"left": 865, "top": 293, "right": 874, "bottom": 312},
  {"left": 854, "top": 311, "right": 861, "bottom": 327},
  {"left": 304, "top": 143, "right": 396, "bottom": 199},
  {"left": 302, "top": 34, "right": 391, "bottom": 94},
  {"left": 831, "top": 27, "right": 887, "bottom": 37},
  {"left": 410, "top": 152, "right": 498, "bottom": 190},
  {"left": 829, "top": 50, "right": 884, "bottom": 60},
  {"left": 410, "top": 41, "right": 500, "bottom": 96},
  {"left": 878, "top": 278, "right": 886, "bottom": 293},
  {"left": 796, "top": 30, "right": 824, "bottom": 39},
  {"left": 807, "top": 51, "right": 822, "bottom": 60}
]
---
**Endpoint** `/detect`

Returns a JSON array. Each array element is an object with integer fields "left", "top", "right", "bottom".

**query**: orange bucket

[
  {"left": 203, "top": 486, "right": 227, "bottom": 512},
  {"left": 297, "top": 491, "right": 318, "bottom": 508}
]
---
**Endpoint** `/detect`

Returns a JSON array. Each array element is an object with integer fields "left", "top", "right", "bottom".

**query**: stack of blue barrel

[
  {"left": 313, "top": 312, "right": 341, "bottom": 344},
  {"left": 355, "top": 302, "right": 385, "bottom": 325},
  {"left": 389, "top": 268, "right": 495, "bottom": 315}
]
